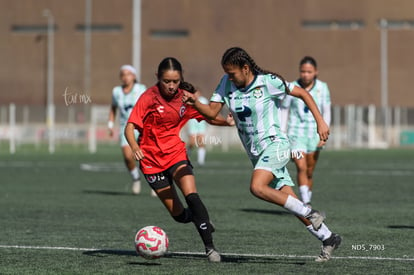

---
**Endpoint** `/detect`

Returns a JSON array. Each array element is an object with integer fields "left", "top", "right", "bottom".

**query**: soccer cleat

[
  {"left": 306, "top": 209, "right": 325, "bottom": 230},
  {"left": 315, "top": 233, "right": 342, "bottom": 262},
  {"left": 150, "top": 189, "right": 157, "bottom": 197},
  {"left": 132, "top": 180, "right": 141, "bottom": 195},
  {"left": 206, "top": 248, "right": 221, "bottom": 262}
]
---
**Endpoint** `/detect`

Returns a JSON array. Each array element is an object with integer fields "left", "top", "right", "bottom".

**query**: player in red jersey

[{"left": 125, "top": 57, "right": 233, "bottom": 262}]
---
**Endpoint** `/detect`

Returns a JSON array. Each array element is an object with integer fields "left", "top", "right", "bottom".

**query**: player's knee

[
  {"left": 185, "top": 192, "right": 200, "bottom": 205},
  {"left": 306, "top": 168, "right": 314, "bottom": 179},
  {"left": 172, "top": 208, "right": 193, "bottom": 223},
  {"left": 249, "top": 182, "right": 265, "bottom": 198}
]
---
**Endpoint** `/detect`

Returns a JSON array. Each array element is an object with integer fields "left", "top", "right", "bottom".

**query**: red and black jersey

[{"left": 128, "top": 85, "right": 204, "bottom": 174}]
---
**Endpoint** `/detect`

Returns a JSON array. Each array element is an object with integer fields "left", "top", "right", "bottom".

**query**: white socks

[
  {"left": 284, "top": 195, "right": 312, "bottom": 217},
  {"left": 299, "top": 185, "right": 311, "bottom": 204},
  {"left": 197, "top": 147, "right": 206, "bottom": 165},
  {"left": 306, "top": 223, "right": 332, "bottom": 241},
  {"left": 130, "top": 167, "right": 140, "bottom": 181}
]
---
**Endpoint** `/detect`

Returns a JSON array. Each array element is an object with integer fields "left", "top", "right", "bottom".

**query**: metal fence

[{"left": 1, "top": 104, "right": 414, "bottom": 154}]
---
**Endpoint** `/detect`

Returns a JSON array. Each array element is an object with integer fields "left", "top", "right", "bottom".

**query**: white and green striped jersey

[
  {"left": 211, "top": 74, "right": 295, "bottom": 158},
  {"left": 283, "top": 79, "right": 331, "bottom": 139},
  {"left": 111, "top": 83, "right": 146, "bottom": 127}
]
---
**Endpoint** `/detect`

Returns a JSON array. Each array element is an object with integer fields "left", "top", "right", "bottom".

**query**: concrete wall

[{"left": 1, "top": 0, "right": 414, "bottom": 107}]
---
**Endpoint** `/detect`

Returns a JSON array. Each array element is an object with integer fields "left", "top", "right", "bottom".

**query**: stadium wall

[{"left": 1, "top": 0, "right": 414, "bottom": 110}]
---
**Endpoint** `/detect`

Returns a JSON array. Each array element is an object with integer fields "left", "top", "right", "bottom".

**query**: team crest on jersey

[
  {"left": 179, "top": 105, "right": 186, "bottom": 117},
  {"left": 253, "top": 88, "right": 263, "bottom": 99}
]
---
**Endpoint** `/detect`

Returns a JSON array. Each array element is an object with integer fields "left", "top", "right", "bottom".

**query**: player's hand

[
  {"left": 132, "top": 146, "right": 145, "bottom": 161},
  {"left": 108, "top": 128, "right": 114, "bottom": 137},
  {"left": 317, "top": 120, "right": 330, "bottom": 142},
  {"left": 226, "top": 113, "right": 235, "bottom": 126},
  {"left": 317, "top": 140, "right": 326, "bottom": 148},
  {"left": 182, "top": 91, "right": 196, "bottom": 105}
]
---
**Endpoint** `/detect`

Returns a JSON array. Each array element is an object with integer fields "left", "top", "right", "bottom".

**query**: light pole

[
  {"left": 43, "top": 9, "right": 55, "bottom": 153},
  {"left": 84, "top": 0, "right": 92, "bottom": 96},
  {"left": 133, "top": 0, "right": 141, "bottom": 80}
]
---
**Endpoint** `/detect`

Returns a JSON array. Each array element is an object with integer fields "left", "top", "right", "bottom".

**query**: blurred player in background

[
  {"left": 183, "top": 47, "right": 341, "bottom": 262},
  {"left": 187, "top": 91, "right": 208, "bottom": 166},
  {"left": 282, "top": 56, "right": 331, "bottom": 207},
  {"left": 108, "top": 65, "right": 152, "bottom": 195},
  {"left": 125, "top": 57, "right": 233, "bottom": 262}
]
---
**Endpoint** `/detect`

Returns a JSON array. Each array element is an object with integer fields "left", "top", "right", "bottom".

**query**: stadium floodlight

[{"left": 43, "top": 9, "right": 55, "bottom": 153}]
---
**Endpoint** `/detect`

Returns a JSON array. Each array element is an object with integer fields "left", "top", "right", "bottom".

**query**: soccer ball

[{"left": 134, "top": 225, "right": 169, "bottom": 259}]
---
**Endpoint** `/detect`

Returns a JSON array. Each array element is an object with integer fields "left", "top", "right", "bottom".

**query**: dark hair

[
  {"left": 157, "top": 57, "right": 196, "bottom": 93},
  {"left": 221, "top": 47, "right": 290, "bottom": 93},
  {"left": 299, "top": 56, "right": 317, "bottom": 68}
]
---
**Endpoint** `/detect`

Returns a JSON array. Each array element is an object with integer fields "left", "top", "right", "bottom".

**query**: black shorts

[{"left": 143, "top": 160, "right": 193, "bottom": 190}]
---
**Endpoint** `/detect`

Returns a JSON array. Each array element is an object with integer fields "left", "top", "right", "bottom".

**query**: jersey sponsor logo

[
  {"left": 124, "top": 104, "right": 134, "bottom": 113},
  {"left": 261, "top": 156, "right": 269, "bottom": 163},
  {"left": 253, "top": 88, "right": 263, "bottom": 99},
  {"left": 235, "top": 105, "right": 252, "bottom": 122},
  {"left": 157, "top": 105, "right": 165, "bottom": 113},
  {"left": 179, "top": 105, "right": 186, "bottom": 117},
  {"left": 230, "top": 95, "right": 251, "bottom": 100}
]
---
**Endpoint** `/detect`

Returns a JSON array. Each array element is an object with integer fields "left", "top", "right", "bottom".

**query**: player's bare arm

[
  {"left": 290, "top": 86, "right": 330, "bottom": 141},
  {"left": 125, "top": 122, "right": 145, "bottom": 160},
  {"left": 182, "top": 91, "right": 223, "bottom": 120}
]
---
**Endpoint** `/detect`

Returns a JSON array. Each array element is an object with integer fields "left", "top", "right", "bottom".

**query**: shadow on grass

[
  {"left": 167, "top": 252, "right": 306, "bottom": 265},
  {"left": 241, "top": 208, "right": 290, "bottom": 216},
  {"left": 387, "top": 225, "right": 414, "bottom": 229},
  {"left": 83, "top": 249, "right": 136, "bottom": 257},
  {"left": 83, "top": 249, "right": 161, "bottom": 266},
  {"left": 83, "top": 250, "right": 306, "bottom": 265},
  {"left": 83, "top": 190, "right": 133, "bottom": 196}
]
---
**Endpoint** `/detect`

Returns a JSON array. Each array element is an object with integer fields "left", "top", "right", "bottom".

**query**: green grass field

[{"left": 1, "top": 145, "right": 413, "bottom": 274}]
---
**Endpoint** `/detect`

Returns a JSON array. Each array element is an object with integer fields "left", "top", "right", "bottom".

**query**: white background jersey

[
  {"left": 111, "top": 83, "right": 146, "bottom": 126},
  {"left": 283, "top": 79, "right": 331, "bottom": 138},
  {"left": 211, "top": 74, "right": 295, "bottom": 158}
]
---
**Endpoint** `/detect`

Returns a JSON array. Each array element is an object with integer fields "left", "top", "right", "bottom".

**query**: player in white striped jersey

[
  {"left": 282, "top": 56, "right": 331, "bottom": 206},
  {"left": 187, "top": 92, "right": 209, "bottom": 166},
  {"left": 108, "top": 65, "right": 149, "bottom": 195},
  {"left": 182, "top": 47, "right": 341, "bottom": 262}
]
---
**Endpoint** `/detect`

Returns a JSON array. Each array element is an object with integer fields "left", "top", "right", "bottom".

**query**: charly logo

[
  {"left": 253, "top": 88, "right": 263, "bottom": 99},
  {"left": 157, "top": 105, "right": 165, "bottom": 113}
]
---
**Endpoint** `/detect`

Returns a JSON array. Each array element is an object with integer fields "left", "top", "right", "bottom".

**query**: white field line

[
  {"left": 0, "top": 245, "right": 413, "bottom": 262},
  {"left": 1, "top": 160, "right": 413, "bottom": 176}
]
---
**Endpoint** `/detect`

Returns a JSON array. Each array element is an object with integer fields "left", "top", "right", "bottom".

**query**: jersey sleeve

[
  {"left": 267, "top": 75, "right": 295, "bottom": 100},
  {"left": 127, "top": 92, "right": 148, "bottom": 131},
  {"left": 111, "top": 87, "right": 118, "bottom": 107},
  {"left": 185, "top": 105, "right": 205, "bottom": 122},
  {"left": 138, "top": 83, "right": 147, "bottom": 93},
  {"left": 210, "top": 75, "right": 228, "bottom": 103},
  {"left": 321, "top": 82, "right": 332, "bottom": 126}
]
